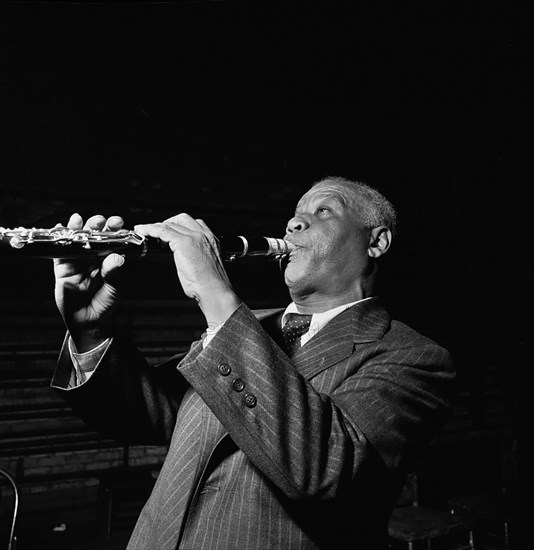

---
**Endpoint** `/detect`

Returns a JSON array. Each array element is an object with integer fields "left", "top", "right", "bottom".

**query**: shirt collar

[{"left": 281, "top": 297, "right": 373, "bottom": 340}]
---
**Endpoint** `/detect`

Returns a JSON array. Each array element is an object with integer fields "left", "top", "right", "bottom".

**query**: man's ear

[{"left": 368, "top": 226, "right": 392, "bottom": 259}]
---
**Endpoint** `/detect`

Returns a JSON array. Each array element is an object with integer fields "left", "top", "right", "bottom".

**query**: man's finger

[
  {"left": 163, "top": 213, "right": 205, "bottom": 232},
  {"left": 84, "top": 215, "right": 107, "bottom": 231},
  {"left": 101, "top": 253, "right": 126, "bottom": 280},
  {"left": 67, "top": 213, "right": 84, "bottom": 230},
  {"left": 103, "top": 216, "right": 125, "bottom": 231},
  {"left": 134, "top": 222, "right": 191, "bottom": 241},
  {"left": 195, "top": 218, "right": 213, "bottom": 235},
  {"left": 134, "top": 222, "right": 166, "bottom": 240}
]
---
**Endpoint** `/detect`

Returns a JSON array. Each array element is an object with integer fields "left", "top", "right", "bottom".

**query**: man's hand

[
  {"left": 54, "top": 213, "right": 126, "bottom": 352},
  {"left": 134, "top": 213, "right": 241, "bottom": 327}
]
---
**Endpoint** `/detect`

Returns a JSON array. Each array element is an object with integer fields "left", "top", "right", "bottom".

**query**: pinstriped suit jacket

[{"left": 52, "top": 297, "right": 455, "bottom": 550}]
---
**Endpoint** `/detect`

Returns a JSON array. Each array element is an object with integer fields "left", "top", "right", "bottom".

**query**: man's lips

[{"left": 283, "top": 239, "right": 305, "bottom": 261}]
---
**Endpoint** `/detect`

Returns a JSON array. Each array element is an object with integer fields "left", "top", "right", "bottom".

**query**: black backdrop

[
  {"left": 0, "top": 1, "right": 528, "bottom": 536},
  {"left": 0, "top": 1, "right": 527, "bottom": 398}
]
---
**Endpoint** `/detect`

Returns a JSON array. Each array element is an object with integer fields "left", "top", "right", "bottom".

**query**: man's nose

[{"left": 285, "top": 215, "right": 309, "bottom": 234}]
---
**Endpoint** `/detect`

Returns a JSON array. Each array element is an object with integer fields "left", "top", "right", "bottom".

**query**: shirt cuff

[
  {"left": 202, "top": 321, "right": 224, "bottom": 348},
  {"left": 68, "top": 336, "right": 112, "bottom": 386}
]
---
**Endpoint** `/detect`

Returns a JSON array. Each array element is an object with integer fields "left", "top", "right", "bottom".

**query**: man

[{"left": 51, "top": 176, "right": 455, "bottom": 549}]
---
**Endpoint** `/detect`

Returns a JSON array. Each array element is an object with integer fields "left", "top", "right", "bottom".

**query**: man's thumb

[{"left": 101, "top": 253, "right": 125, "bottom": 280}]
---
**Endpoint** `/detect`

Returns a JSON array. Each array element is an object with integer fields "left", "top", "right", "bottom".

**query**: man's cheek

[{"left": 309, "top": 240, "right": 341, "bottom": 265}]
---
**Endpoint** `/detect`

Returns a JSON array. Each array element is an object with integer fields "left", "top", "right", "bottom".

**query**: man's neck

[
  {"left": 287, "top": 268, "right": 377, "bottom": 314},
  {"left": 290, "top": 289, "right": 373, "bottom": 314}
]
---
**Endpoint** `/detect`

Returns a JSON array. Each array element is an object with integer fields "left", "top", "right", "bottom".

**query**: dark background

[
  {"left": 0, "top": 0, "right": 528, "bottom": 544},
  {"left": 1, "top": 0, "right": 528, "bottom": 361}
]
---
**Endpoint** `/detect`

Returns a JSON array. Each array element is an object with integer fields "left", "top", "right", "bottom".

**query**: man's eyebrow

[
  {"left": 312, "top": 191, "right": 349, "bottom": 206},
  {"left": 295, "top": 189, "right": 350, "bottom": 214}
]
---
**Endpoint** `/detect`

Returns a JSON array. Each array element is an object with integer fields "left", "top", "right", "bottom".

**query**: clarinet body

[{"left": 0, "top": 227, "right": 292, "bottom": 261}]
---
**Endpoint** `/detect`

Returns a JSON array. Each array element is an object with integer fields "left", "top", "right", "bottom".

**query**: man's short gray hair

[{"left": 312, "top": 176, "right": 397, "bottom": 236}]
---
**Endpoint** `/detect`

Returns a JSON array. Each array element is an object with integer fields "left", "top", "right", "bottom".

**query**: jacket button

[
  {"left": 232, "top": 378, "right": 245, "bottom": 392},
  {"left": 244, "top": 393, "right": 257, "bottom": 408},
  {"left": 217, "top": 362, "right": 231, "bottom": 376}
]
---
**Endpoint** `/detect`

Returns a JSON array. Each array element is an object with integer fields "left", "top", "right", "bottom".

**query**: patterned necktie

[{"left": 281, "top": 313, "right": 313, "bottom": 356}]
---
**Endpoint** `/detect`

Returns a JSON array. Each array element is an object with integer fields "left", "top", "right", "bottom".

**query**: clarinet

[{"left": 0, "top": 227, "right": 292, "bottom": 261}]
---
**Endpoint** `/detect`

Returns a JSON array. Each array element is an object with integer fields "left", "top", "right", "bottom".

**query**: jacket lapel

[
  {"left": 254, "top": 299, "right": 390, "bottom": 380},
  {"left": 292, "top": 297, "right": 390, "bottom": 379}
]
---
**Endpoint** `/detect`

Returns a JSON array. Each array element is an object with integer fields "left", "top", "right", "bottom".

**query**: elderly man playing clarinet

[{"left": 51, "top": 176, "right": 455, "bottom": 550}]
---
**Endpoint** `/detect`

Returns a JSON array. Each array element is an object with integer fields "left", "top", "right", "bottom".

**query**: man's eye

[{"left": 315, "top": 206, "right": 330, "bottom": 215}]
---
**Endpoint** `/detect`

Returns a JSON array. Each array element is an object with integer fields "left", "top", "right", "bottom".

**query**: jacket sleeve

[
  {"left": 51, "top": 334, "right": 194, "bottom": 445},
  {"left": 177, "top": 303, "right": 455, "bottom": 501}
]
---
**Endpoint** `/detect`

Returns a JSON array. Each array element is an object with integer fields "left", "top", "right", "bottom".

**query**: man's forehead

[{"left": 298, "top": 182, "right": 357, "bottom": 206}]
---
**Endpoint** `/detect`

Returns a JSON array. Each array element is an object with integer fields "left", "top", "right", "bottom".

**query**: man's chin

[
  {"left": 279, "top": 255, "right": 290, "bottom": 274},
  {"left": 283, "top": 261, "right": 304, "bottom": 290}
]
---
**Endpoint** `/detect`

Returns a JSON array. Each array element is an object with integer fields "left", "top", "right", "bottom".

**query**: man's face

[{"left": 283, "top": 180, "right": 372, "bottom": 300}]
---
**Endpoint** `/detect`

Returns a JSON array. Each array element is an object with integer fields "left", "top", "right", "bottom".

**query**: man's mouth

[{"left": 283, "top": 240, "right": 304, "bottom": 262}]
